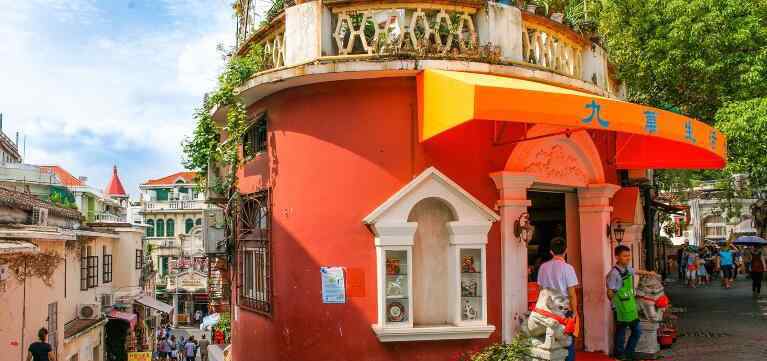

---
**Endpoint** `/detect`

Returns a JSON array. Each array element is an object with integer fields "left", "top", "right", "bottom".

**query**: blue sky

[{"left": 0, "top": 0, "right": 267, "bottom": 197}]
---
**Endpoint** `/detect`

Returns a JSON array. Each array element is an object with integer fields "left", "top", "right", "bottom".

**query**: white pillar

[
  {"left": 491, "top": 171, "right": 536, "bottom": 343},
  {"left": 172, "top": 294, "right": 178, "bottom": 327},
  {"left": 577, "top": 183, "right": 620, "bottom": 354}
]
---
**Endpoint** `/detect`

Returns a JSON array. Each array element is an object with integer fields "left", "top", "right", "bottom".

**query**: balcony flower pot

[
  {"left": 550, "top": 12, "right": 564, "bottom": 23},
  {"left": 526, "top": 4, "right": 537, "bottom": 13}
]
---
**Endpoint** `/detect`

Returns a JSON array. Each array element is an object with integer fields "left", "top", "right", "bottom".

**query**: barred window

[
  {"left": 87, "top": 256, "right": 98, "bottom": 288},
  {"left": 48, "top": 302, "right": 58, "bottom": 353},
  {"left": 79, "top": 246, "right": 87, "bottom": 291},
  {"left": 242, "top": 114, "right": 267, "bottom": 159},
  {"left": 135, "top": 249, "right": 143, "bottom": 270},
  {"left": 237, "top": 191, "right": 271, "bottom": 315},
  {"left": 103, "top": 255, "right": 113, "bottom": 283}
]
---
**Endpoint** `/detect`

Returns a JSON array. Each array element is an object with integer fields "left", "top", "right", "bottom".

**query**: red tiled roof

[
  {"left": 40, "top": 165, "right": 83, "bottom": 186},
  {"left": 64, "top": 317, "right": 105, "bottom": 339},
  {"left": 143, "top": 171, "right": 197, "bottom": 185},
  {"left": 105, "top": 165, "right": 127, "bottom": 196}
]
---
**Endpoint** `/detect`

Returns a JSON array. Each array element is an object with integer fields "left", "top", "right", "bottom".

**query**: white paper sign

[{"left": 321, "top": 267, "right": 346, "bottom": 304}]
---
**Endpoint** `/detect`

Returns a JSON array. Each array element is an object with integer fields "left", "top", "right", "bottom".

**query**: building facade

[
  {"left": 204, "top": 2, "right": 727, "bottom": 360},
  {"left": 139, "top": 172, "right": 211, "bottom": 326}
]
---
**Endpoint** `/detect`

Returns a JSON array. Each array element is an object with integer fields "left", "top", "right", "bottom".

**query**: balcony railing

[
  {"left": 232, "top": 1, "right": 609, "bottom": 92},
  {"left": 146, "top": 237, "right": 180, "bottom": 249},
  {"left": 143, "top": 200, "right": 207, "bottom": 211},
  {"left": 91, "top": 212, "right": 127, "bottom": 223}
]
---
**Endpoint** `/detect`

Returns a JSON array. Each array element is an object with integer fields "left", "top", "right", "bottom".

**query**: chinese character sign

[
  {"left": 644, "top": 111, "right": 658, "bottom": 134},
  {"left": 684, "top": 119, "right": 696, "bottom": 144},
  {"left": 709, "top": 130, "right": 717, "bottom": 150},
  {"left": 581, "top": 100, "right": 609, "bottom": 127},
  {"left": 128, "top": 352, "right": 152, "bottom": 361}
]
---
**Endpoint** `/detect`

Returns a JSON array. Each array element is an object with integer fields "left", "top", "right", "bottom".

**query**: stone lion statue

[
  {"left": 523, "top": 288, "right": 572, "bottom": 361},
  {"left": 635, "top": 273, "right": 667, "bottom": 322}
]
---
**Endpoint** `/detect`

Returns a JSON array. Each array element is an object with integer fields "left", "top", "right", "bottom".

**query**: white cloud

[{"left": 0, "top": 0, "right": 234, "bottom": 196}]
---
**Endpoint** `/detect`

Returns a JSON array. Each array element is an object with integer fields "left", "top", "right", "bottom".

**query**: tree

[
  {"left": 716, "top": 98, "right": 767, "bottom": 189},
  {"left": 599, "top": 0, "right": 767, "bottom": 122}
]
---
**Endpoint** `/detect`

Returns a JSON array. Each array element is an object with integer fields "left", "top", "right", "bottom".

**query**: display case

[{"left": 381, "top": 248, "right": 412, "bottom": 328}]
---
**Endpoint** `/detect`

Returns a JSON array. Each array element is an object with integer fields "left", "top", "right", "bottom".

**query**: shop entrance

[
  {"left": 527, "top": 190, "right": 566, "bottom": 280},
  {"left": 527, "top": 189, "right": 586, "bottom": 350}
]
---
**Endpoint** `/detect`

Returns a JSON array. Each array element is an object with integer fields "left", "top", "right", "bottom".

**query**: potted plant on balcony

[
  {"left": 549, "top": 0, "right": 567, "bottom": 23},
  {"left": 526, "top": 1, "right": 538, "bottom": 13}
]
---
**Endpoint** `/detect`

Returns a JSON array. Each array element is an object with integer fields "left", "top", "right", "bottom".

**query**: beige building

[{"left": 139, "top": 172, "right": 210, "bottom": 326}]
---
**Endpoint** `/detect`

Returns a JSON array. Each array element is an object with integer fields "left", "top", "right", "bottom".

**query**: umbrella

[{"left": 732, "top": 236, "right": 767, "bottom": 247}]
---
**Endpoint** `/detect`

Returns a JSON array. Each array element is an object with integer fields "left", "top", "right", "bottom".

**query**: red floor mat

[{"left": 576, "top": 352, "right": 618, "bottom": 361}]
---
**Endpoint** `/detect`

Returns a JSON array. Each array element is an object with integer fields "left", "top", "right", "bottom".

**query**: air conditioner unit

[
  {"left": 203, "top": 208, "right": 226, "bottom": 254},
  {"left": 77, "top": 304, "right": 100, "bottom": 319},
  {"left": 31, "top": 207, "right": 48, "bottom": 226},
  {"left": 100, "top": 294, "right": 113, "bottom": 308}
]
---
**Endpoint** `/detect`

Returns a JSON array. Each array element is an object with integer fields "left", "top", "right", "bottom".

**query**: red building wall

[{"left": 232, "top": 76, "right": 617, "bottom": 361}]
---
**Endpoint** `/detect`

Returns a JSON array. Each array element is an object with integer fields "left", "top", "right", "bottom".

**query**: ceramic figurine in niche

[
  {"left": 387, "top": 301, "right": 406, "bottom": 322},
  {"left": 462, "top": 255, "right": 477, "bottom": 273},
  {"left": 462, "top": 299, "right": 478, "bottom": 320},
  {"left": 386, "top": 257, "right": 401, "bottom": 275},
  {"left": 386, "top": 275, "right": 405, "bottom": 298},
  {"left": 461, "top": 278, "right": 478, "bottom": 297}
]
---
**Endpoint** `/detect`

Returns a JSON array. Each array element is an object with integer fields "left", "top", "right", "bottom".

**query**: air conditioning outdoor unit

[
  {"left": 100, "top": 294, "right": 113, "bottom": 308},
  {"left": 31, "top": 207, "right": 49, "bottom": 226},
  {"left": 77, "top": 304, "right": 101, "bottom": 319}
]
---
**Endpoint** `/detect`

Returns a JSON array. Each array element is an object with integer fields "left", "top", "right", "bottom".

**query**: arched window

[
  {"left": 146, "top": 219, "right": 155, "bottom": 237},
  {"left": 704, "top": 215, "right": 726, "bottom": 238},
  {"left": 195, "top": 218, "right": 202, "bottom": 226},
  {"left": 166, "top": 219, "right": 175, "bottom": 237},
  {"left": 156, "top": 219, "right": 165, "bottom": 237},
  {"left": 186, "top": 218, "right": 194, "bottom": 234}
]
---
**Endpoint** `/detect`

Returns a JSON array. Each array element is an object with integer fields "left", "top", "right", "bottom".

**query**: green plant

[
  {"left": 216, "top": 312, "right": 232, "bottom": 341},
  {"left": 462, "top": 336, "right": 533, "bottom": 361}
]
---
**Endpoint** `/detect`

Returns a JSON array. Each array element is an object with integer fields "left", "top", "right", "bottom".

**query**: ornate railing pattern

[
  {"left": 260, "top": 28, "right": 286, "bottom": 70},
  {"left": 332, "top": 5, "right": 479, "bottom": 57},
  {"left": 521, "top": 22, "right": 583, "bottom": 78}
]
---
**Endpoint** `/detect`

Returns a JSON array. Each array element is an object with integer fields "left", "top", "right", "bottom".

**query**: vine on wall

[{"left": 0, "top": 250, "right": 63, "bottom": 287}]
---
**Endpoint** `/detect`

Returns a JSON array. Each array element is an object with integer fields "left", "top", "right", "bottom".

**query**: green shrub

[{"left": 464, "top": 336, "right": 533, "bottom": 361}]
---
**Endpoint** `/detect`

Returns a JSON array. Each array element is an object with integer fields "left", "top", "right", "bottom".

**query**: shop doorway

[{"left": 527, "top": 191, "right": 566, "bottom": 280}]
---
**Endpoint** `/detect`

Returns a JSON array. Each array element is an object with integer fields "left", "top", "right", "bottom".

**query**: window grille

[
  {"left": 87, "top": 256, "right": 98, "bottom": 288},
  {"left": 48, "top": 302, "right": 58, "bottom": 352},
  {"left": 103, "top": 255, "right": 112, "bottom": 283},
  {"left": 242, "top": 114, "right": 268, "bottom": 159},
  {"left": 237, "top": 191, "right": 271, "bottom": 315},
  {"left": 135, "top": 249, "right": 144, "bottom": 270},
  {"left": 80, "top": 248, "right": 88, "bottom": 291}
]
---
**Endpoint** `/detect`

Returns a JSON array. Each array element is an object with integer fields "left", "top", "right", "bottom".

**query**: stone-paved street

[{"left": 660, "top": 277, "right": 767, "bottom": 361}]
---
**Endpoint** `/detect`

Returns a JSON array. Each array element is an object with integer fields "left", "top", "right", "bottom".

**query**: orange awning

[
  {"left": 611, "top": 187, "right": 640, "bottom": 224},
  {"left": 417, "top": 69, "right": 726, "bottom": 169}
]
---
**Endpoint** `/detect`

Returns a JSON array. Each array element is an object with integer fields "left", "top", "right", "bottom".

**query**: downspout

[
  {"left": 21, "top": 259, "right": 27, "bottom": 361},
  {"left": 641, "top": 185, "right": 655, "bottom": 271}
]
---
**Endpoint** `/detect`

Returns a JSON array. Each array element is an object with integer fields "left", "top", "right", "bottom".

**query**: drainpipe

[
  {"left": 641, "top": 185, "right": 656, "bottom": 271},
  {"left": 20, "top": 259, "right": 27, "bottom": 361}
]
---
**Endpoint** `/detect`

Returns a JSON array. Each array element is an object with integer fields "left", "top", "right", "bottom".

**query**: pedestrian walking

[
  {"left": 198, "top": 334, "right": 210, "bottom": 361},
  {"left": 750, "top": 246, "right": 766, "bottom": 296},
  {"left": 536, "top": 237, "right": 579, "bottom": 361},
  {"left": 677, "top": 241, "right": 689, "bottom": 282},
  {"left": 686, "top": 249, "right": 698, "bottom": 288},
  {"left": 718, "top": 245, "right": 736, "bottom": 289},
  {"left": 177, "top": 336, "right": 186, "bottom": 361},
  {"left": 607, "top": 245, "right": 654, "bottom": 361},
  {"left": 184, "top": 336, "right": 198, "bottom": 361},
  {"left": 26, "top": 328, "right": 55, "bottom": 361},
  {"left": 169, "top": 335, "right": 178, "bottom": 361},
  {"left": 697, "top": 251, "right": 708, "bottom": 285},
  {"left": 157, "top": 337, "right": 171, "bottom": 361}
]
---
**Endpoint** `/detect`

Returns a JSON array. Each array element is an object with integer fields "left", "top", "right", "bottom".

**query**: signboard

[
  {"left": 128, "top": 352, "right": 152, "bottom": 361},
  {"left": 321, "top": 267, "right": 346, "bottom": 304},
  {"left": 170, "top": 272, "right": 208, "bottom": 292}
]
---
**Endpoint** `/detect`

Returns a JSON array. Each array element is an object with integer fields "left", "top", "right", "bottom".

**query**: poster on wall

[{"left": 321, "top": 267, "right": 346, "bottom": 304}]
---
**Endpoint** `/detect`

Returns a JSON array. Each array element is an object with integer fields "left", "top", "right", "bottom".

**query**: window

[
  {"left": 237, "top": 191, "right": 271, "bottom": 315},
  {"left": 48, "top": 302, "right": 57, "bottom": 353},
  {"left": 195, "top": 218, "right": 202, "bottom": 226},
  {"left": 146, "top": 219, "right": 155, "bottom": 237},
  {"left": 186, "top": 218, "right": 194, "bottom": 234},
  {"left": 103, "top": 246, "right": 112, "bottom": 284},
  {"left": 135, "top": 249, "right": 143, "bottom": 270},
  {"left": 156, "top": 219, "right": 165, "bottom": 237},
  {"left": 166, "top": 219, "right": 175, "bottom": 237},
  {"left": 242, "top": 114, "right": 267, "bottom": 159},
  {"left": 80, "top": 247, "right": 88, "bottom": 291},
  {"left": 87, "top": 255, "right": 98, "bottom": 288}
]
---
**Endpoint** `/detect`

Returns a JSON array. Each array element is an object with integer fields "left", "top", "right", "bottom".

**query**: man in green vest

[{"left": 607, "top": 245, "right": 652, "bottom": 360}]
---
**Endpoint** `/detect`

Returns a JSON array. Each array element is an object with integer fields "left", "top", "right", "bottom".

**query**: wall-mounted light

[
  {"left": 607, "top": 219, "right": 626, "bottom": 243},
  {"left": 514, "top": 212, "right": 534, "bottom": 243}
]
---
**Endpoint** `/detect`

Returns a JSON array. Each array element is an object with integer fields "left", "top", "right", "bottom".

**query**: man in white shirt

[{"left": 537, "top": 237, "right": 579, "bottom": 361}]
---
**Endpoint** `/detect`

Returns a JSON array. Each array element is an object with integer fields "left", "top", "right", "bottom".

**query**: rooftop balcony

[
  {"left": 220, "top": 0, "right": 620, "bottom": 119},
  {"left": 142, "top": 200, "right": 207, "bottom": 212}
]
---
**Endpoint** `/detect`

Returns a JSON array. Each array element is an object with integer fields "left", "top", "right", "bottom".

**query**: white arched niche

[{"left": 363, "top": 167, "right": 499, "bottom": 342}]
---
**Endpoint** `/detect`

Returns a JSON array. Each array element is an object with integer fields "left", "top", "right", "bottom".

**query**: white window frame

[
  {"left": 363, "top": 167, "right": 498, "bottom": 342},
  {"left": 242, "top": 247, "right": 268, "bottom": 301}
]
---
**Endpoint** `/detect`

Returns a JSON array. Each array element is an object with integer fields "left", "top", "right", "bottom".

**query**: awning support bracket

[{"left": 493, "top": 123, "right": 585, "bottom": 146}]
